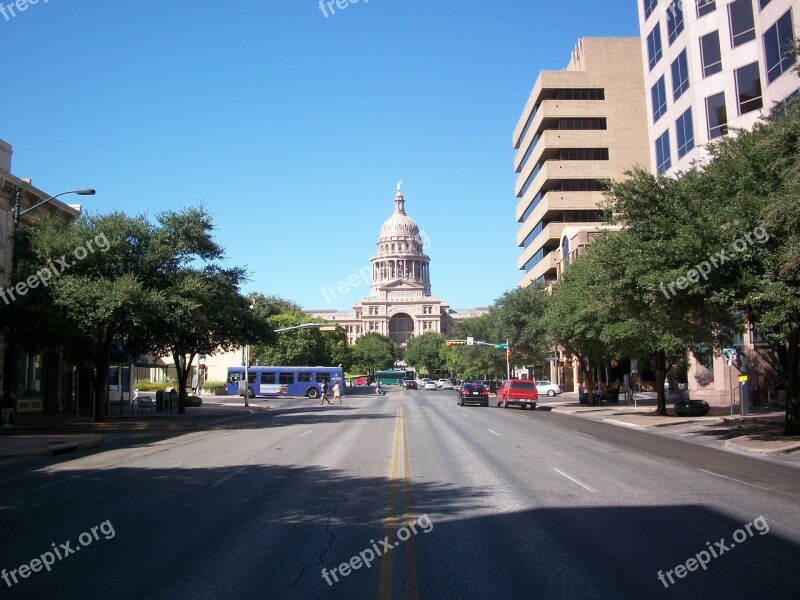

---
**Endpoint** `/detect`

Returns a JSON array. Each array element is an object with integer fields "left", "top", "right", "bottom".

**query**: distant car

[
  {"left": 403, "top": 379, "right": 418, "bottom": 390},
  {"left": 423, "top": 380, "right": 437, "bottom": 391},
  {"left": 353, "top": 376, "right": 370, "bottom": 386},
  {"left": 496, "top": 379, "right": 539, "bottom": 409},
  {"left": 437, "top": 378, "right": 454, "bottom": 390},
  {"left": 457, "top": 382, "right": 489, "bottom": 407},
  {"left": 536, "top": 380, "right": 562, "bottom": 396}
]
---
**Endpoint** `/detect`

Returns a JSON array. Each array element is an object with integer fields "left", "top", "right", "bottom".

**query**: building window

[
  {"left": 556, "top": 148, "right": 609, "bottom": 160},
  {"left": 643, "top": 0, "right": 658, "bottom": 20},
  {"left": 561, "top": 236, "right": 570, "bottom": 269},
  {"left": 647, "top": 24, "right": 663, "bottom": 70},
  {"left": 729, "top": 0, "right": 756, "bottom": 47},
  {"left": 735, "top": 62, "right": 763, "bottom": 114},
  {"left": 671, "top": 49, "right": 690, "bottom": 100},
  {"left": 667, "top": 0, "right": 684, "bottom": 45},
  {"left": 706, "top": 92, "right": 728, "bottom": 139},
  {"left": 553, "top": 88, "right": 605, "bottom": 100},
  {"left": 697, "top": 0, "right": 715, "bottom": 17},
  {"left": 15, "top": 353, "right": 43, "bottom": 397},
  {"left": 655, "top": 130, "right": 672, "bottom": 173},
  {"left": 700, "top": 31, "right": 723, "bottom": 77},
  {"left": 676, "top": 108, "right": 695, "bottom": 159},
  {"left": 764, "top": 10, "right": 796, "bottom": 84},
  {"left": 651, "top": 76, "right": 668, "bottom": 122}
]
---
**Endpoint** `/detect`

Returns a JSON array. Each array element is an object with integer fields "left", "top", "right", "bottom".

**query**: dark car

[
  {"left": 457, "top": 382, "right": 489, "bottom": 407},
  {"left": 403, "top": 379, "right": 418, "bottom": 390},
  {"left": 475, "top": 379, "right": 498, "bottom": 394}
]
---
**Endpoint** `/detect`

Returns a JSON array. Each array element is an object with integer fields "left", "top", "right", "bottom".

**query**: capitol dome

[{"left": 370, "top": 185, "right": 431, "bottom": 296}]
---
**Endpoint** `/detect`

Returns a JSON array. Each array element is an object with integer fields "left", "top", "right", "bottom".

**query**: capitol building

[{"left": 306, "top": 185, "right": 487, "bottom": 347}]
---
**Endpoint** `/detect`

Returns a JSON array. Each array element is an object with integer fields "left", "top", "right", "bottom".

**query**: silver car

[{"left": 536, "top": 380, "right": 562, "bottom": 396}]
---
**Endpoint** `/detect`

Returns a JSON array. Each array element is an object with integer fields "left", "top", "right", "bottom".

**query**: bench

[{"left": 132, "top": 392, "right": 155, "bottom": 415}]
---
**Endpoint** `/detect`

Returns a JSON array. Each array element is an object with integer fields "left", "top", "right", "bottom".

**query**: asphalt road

[{"left": 1, "top": 388, "right": 799, "bottom": 599}]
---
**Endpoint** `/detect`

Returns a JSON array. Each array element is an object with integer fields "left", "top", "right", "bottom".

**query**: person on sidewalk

[
  {"left": 333, "top": 381, "right": 342, "bottom": 405},
  {"left": 320, "top": 380, "right": 331, "bottom": 405},
  {"left": 1, "top": 391, "right": 15, "bottom": 428}
]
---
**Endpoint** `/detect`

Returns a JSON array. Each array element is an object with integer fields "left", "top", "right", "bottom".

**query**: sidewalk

[
  {"left": 0, "top": 396, "right": 265, "bottom": 459},
  {"left": 543, "top": 392, "right": 800, "bottom": 456}
]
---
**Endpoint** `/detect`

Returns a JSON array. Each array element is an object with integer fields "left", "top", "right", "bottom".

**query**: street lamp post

[{"left": 2, "top": 188, "right": 96, "bottom": 406}]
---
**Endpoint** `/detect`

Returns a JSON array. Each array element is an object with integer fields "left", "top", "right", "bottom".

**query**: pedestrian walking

[
  {"left": 320, "top": 379, "right": 331, "bottom": 405},
  {"left": 333, "top": 381, "right": 342, "bottom": 405}
]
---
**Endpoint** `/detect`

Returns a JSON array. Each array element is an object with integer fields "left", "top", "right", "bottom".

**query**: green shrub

[
  {"left": 201, "top": 380, "right": 227, "bottom": 391},
  {"left": 133, "top": 381, "right": 176, "bottom": 392}
]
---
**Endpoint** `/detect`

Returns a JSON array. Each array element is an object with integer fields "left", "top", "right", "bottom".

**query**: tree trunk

[
  {"left": 92, "top": 333, "right": 113, "bottom": 423},
  {"left": 173, "top": 351, "right": 195, "bottom": 415},
  {"left": 785, "top": 332, "right": 799, "bottom": 436},
  {"left": 654, "top": 350, "right": 668, "bottom": 416}
]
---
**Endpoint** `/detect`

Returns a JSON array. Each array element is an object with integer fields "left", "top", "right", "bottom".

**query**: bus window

[
  {"left": 298, "top": 372, "right": 312, "bottom": 383},
  {"left": 227, "top": 371, "right": 242, "bottom": 384},
  {"left": 279, "top": 372, "right": 294, "bottom": 385},
  {"left": 248, "top": 372, "right": 256, "bottom": 384},
  {"left": 316, "top": 373, "right": 329, "bottom": 383},
  {"left": 261, "top": 372, "right": 276, "bottom": 384}
]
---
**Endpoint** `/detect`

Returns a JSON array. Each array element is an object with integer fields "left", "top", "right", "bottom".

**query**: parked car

[
  {"left": 536, "top": 380, "right": 562, "bottom": 396},
  {"left": 423, "top": 380, "right": 437, "bottom": 391},
  {"left": 437, "top": 378, "right": 454, "bottom": 390},
  {"left": 496, "top": 379, "right": 539, "bottom": 409},
  {"left": 403, "top": 379, "right": 418, "bottom": 390},
  {"left": 353, "top": 376, "right": 370, "bottom": 386},
  {"left": 457, "top": 382, "right": 489, "bottom": 407}
]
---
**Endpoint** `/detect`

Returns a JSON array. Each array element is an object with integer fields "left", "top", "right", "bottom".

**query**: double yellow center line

[{"left": 377, "top": 404, "right": 419, "bottom": 600}]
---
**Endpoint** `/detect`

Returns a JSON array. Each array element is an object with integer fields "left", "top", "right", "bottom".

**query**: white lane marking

[
  {"left": 574, "top": 431, "right": 596, "bottom": 440},
  {"left": 487, "top": 429, "right": 500, "bottom": 437},
  {"left": 209, "top": 466, "right": 248, "bottom": 489},
  {"left": 300, "top": 429, "right": 314, "bottom": 437},
  {"left": 698, "top": 469, "right": 770, "bottom": 491},
  {"left": 553, "top": 468, "right": 598, "bottom": 492}
]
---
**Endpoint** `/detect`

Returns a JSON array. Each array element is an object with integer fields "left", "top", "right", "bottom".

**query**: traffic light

[
  {"left": 446, "top": 340, "right": 466, "bottom": 346},
  {"left": 506, "top": 350, "right": 512, "bottom": 359}
]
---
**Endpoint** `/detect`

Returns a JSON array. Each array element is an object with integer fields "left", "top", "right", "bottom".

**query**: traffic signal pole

[{"left": 506, "top": 339, "right": 510, "bottom": 381}]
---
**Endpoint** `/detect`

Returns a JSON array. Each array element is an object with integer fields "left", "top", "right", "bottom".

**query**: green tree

[
  {"left": 493, "top": 285, "right": 552, "bottom": 372},
  {"left": 404, "top": 333, "right": 447, "bottom": 376},
  {"left": 351, "top": 333, "right": 396, "bottom": 375},
  {"left": 693, "top": 99, "right": 800, "bottom": 434},
  {"left": 451, "top": 316, "right": 505, "bottom": 379}
]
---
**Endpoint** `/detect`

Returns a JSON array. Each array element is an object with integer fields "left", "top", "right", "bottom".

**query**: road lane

[{"left": 0, "top": 389, "right": 798, "bottom": 599}]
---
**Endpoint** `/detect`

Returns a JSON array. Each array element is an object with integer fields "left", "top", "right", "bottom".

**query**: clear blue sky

[{"left": 1, "top": 0, "right": 639, "bottom": 311}]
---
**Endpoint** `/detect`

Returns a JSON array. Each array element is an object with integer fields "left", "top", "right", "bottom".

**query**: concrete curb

[
  {"left": 724, "top": 437, "right": 800, "bottom": 456},
  {"left": 34, "top": 436, "right": 105, "bottom": 457}
]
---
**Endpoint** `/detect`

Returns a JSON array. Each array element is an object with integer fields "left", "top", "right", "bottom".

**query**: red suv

[{"left": 496, "top": 379, "right": 538, "bottom": 410}]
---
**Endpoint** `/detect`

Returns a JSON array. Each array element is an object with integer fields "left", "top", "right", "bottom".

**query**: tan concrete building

[
  {"left": 1, "top": 140, "right": 83, "bottom": 413},
  {"left": 512, "top": 37, "right": 651, "bottom": 288}
]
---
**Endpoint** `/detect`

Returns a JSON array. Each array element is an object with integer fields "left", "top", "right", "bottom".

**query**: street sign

[
  {"left": 467, "top": 336, "right": 474, "bottom": 346},
  {"left": 722, "top": 348, "right": 737, "bottom": 366},
  {"left": 630, "top": 359, "right": 638, "bottom": 374},
  {"left": 494, "top": 343, "right": 508, "bottom": 349},
  {"left": 738, "top": 375, "right": 748, "bottom": 382}
]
